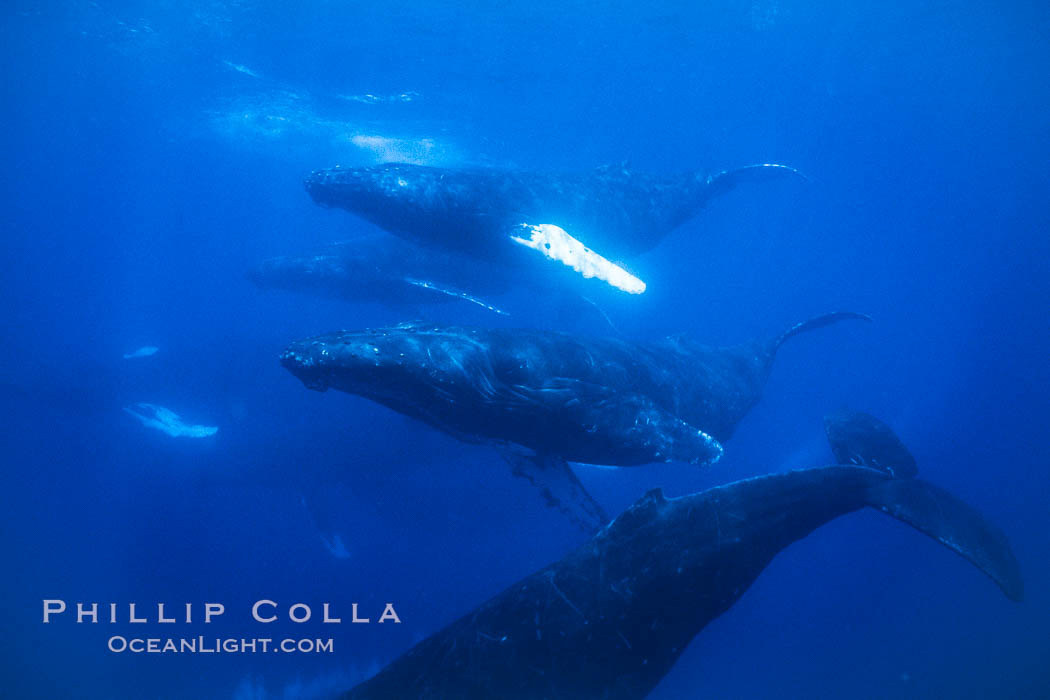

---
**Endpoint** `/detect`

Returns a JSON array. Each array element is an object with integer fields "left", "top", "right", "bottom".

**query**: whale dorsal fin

[{"left": 637, "top": 487, "right": 666, "bottom": 505}]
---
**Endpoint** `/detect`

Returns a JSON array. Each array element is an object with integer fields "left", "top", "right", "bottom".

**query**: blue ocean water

[{"left": 1, "top": 1, "right": 1047, "bottom": 698}]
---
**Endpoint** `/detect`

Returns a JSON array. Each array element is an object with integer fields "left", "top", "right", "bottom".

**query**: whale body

[
  {"left": 248, "top": 235, "right": 628, "bottom": 324},
  {"left": 304, "top": 162, "right": 805, "bottom": 294},
  {"left": 341, "top": 414, "right": 1022, "bottom": 700},
  {"left": 248, "top": 236, "right": 511, "bottom": 315},
  {"left": 282, "top": 312, "right": 869, "bottom": 530}
]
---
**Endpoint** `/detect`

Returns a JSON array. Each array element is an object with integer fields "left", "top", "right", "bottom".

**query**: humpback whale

[
  {"left": 122, "top": 345, "right": 159, "bottom": 360},
  {"left": 341, "top": 414, "right": 1023, "bottom": 700},
  {"left": 248, "top": 235, "right": 625, "bottom": 326},
  {"left": 248, "top": 235, "right": 512, "bottom": 315},
  {"left": 281, "top": 312, "right": 869, "bottom": 530},
  {"left": 304, "top": 162, "right": 805, "bottom": 294}
]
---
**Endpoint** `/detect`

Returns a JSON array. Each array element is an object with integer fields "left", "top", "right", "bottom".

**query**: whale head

[
  {"left": 305, "top": 164, "right": 412, "bottom": 211},
  {"left": 281, "top": 324, "right": 495, "bottom": 418},
  {"left": 304, "top": 164, "right": 484, "bottom": 240}
]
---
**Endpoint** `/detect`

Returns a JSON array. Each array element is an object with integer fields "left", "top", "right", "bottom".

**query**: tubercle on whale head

[
  {"left": 303, "top": 163, "right": 438, "bottom": 210},
  {"left": 281, "top": 327, "right": 492, "bottom": 404},
  {"left": 305, "top": 165, "right": 380, "bottom": 209},
  {"left": 279, "top": 341, "right": 334, "bottom": 392},
  {"left": 304, "top": 163, "right": 471, "bottom": 239},
  {"left": 280, "top": 330, "right": 402, "bottom": 394}
]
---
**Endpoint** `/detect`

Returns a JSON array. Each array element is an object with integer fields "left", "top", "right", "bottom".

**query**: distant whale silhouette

[
  {"left": 341, "top": 413, "right": 1023, "bottom": 700},
  {"left": 281, "top": 311, "right": 869, "bottom": 531},
  {"left": 304, "top": 162, "right": 805, "bottom": 294},
  {"left": 248, "top": 235, "right": 627, "bottom": 327},
  {"left": 123, "top": 403, "right": 218, "bottom": 438},
  {"left": 248, "top": 235, "right": 512, "bottom": 315}
]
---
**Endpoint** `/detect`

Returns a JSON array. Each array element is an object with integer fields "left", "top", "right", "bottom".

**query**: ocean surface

[{"left": 2, "top": 1, "right": 1048, "bottom": 698}]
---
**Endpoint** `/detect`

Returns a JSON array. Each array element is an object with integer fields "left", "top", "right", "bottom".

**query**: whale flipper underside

[
  {"left": 501, "top": 452, "right": 608, "bottom": 534},
  {"left": 509, "top": 223, "right": 647, "bottom": 295}
]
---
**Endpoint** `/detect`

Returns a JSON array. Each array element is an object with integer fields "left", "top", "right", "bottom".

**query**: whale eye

[{"left": 397, "top": 178, "right": 408, "bottom": 187}]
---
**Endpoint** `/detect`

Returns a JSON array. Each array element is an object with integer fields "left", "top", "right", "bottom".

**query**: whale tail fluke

[
  {"left": 863, "top": 478, "right": 1024, "bottom": 601},
  {"left": 703, "top": 163, "right": 809, "bottom": 200},
  {"left": 772, "top": 311, "right": 872, "bottom": 353},
  {"left": 825, "top": 410, "right": 1024, "bottom": 602},
  {"left": 823, "top": 409, "right": 918, "bottom": 478}
]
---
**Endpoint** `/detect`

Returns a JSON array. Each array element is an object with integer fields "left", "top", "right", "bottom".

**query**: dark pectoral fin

[
  {"left": 550, "top": 387, "right": 723, "bottom": 467},
  {"left": 403, "top": 278, "right": 509, "bottom": 315},
  {"left": 508, "top": 223, "right": 646, "bottom": 295},
  {"left": 501, "top": 451, "right": 609, "bottom": 533},
  {"left": 601, "top": 394, "right": 724, "bottom": 466}
]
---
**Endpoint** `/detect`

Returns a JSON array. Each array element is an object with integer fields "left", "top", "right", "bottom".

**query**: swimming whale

[
  {"left": 304, "top": 162, "right": 805, "bottom": 294},
  {"left": 341, "top": 413, "right": 1023, "bottom": 700},
  {"left": 248, "top": 235, "right": 626, "bottom": 327},
  {"left": 248, "top": 235, "right": 512, "bottom": 315},
  {"left": 281, "top": 311, "right": 869, "bottom": 530}
]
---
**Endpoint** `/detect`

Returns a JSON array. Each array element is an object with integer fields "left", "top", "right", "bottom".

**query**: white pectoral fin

[
  {"left": 510, "top": 223, "right": 646, "bottom": 294},
  {"left": 123, "top": 403, "right": 218, "bottom": 438},
  {"left": 403, "top": 278, "right": 509, "bottom": 315}
]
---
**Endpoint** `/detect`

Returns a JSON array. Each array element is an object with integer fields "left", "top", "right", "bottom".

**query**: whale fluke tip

[
  {"left": 827, "top": 412, "right": 1024, "bottom": 602},
  {"left": 704, "top": 163, "right": 810, "bottom": 199},
  {"left": 773, "top": 311, "right": 872, "bottom": 352},
  {"left": 866, "top": 478, "right": 1024, "bottom": 602}
]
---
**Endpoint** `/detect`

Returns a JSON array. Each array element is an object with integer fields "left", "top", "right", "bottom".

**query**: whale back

[{"left": 342, "top": 414, "right": 1021, "bottom": 699}]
